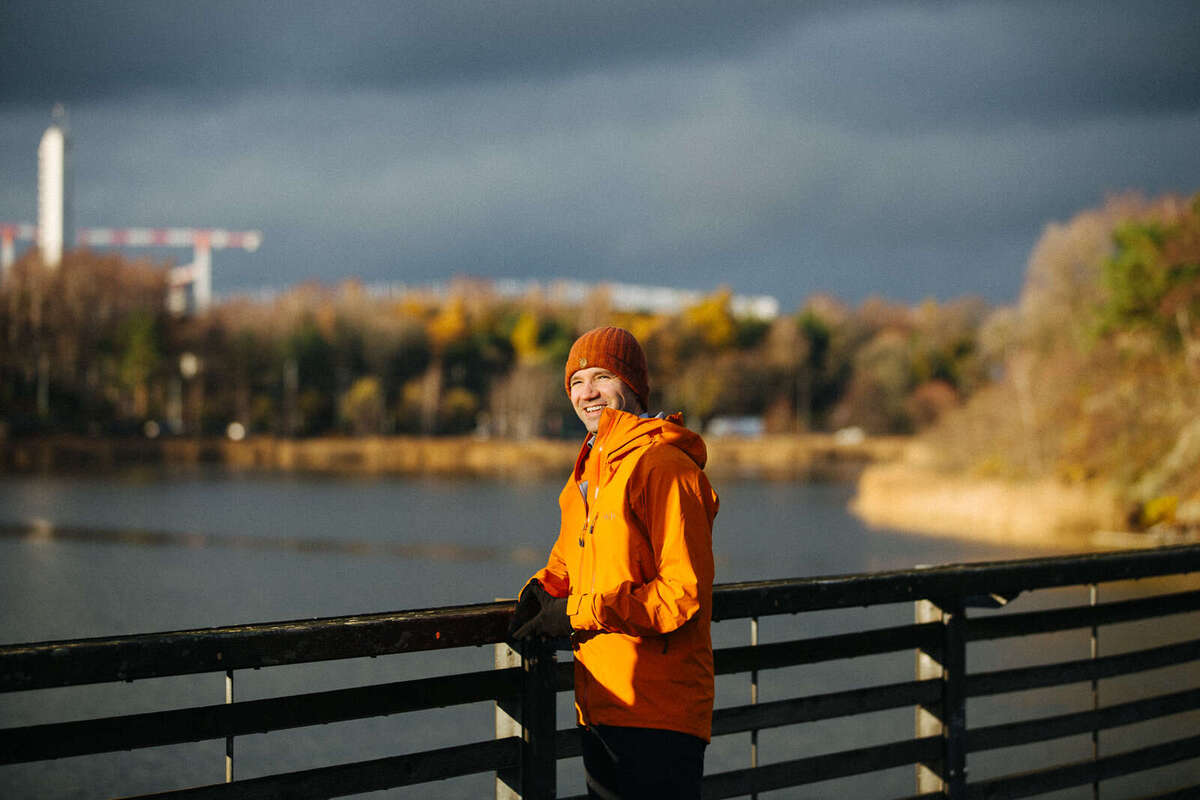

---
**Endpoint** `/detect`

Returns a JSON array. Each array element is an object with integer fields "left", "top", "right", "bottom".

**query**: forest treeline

[
  {"left": 3, "top": 189, "right": 1197, "bottom": 525},
  {"left": 0, "top": 255, "right": 992, "bottom": 441}
]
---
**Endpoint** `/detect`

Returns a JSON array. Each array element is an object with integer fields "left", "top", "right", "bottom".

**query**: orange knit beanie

[{"left": 564, "top": 326, "right": 649, "bottom": 409}]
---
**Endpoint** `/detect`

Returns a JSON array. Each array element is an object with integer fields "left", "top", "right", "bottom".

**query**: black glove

[
  {"left": 507, "top": 580, "right": 544, "bottom": 637},
  {"left": 511, "top": 582, "right": 572, "bottom": 640}
]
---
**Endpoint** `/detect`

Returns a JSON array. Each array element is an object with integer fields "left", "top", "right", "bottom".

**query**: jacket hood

[{"left": 577, "top": 408, "right": 708, "bottom": 476}]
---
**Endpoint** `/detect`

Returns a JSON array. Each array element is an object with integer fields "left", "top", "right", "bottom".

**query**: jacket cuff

[
  {"left": 567, "top": 593, "right": 603, "bottom": 631},
  {"left": 523, "top": 575, "right": 566, "bottom": 600}
]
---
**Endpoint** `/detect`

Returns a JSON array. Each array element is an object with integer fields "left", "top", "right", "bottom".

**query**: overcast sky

[{"left": 2, "top": 0, "right": 1198, "bottom": 310}]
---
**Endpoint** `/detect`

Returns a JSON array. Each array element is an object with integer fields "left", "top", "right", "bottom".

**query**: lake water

[{"left": 0, "top": 468, "right": 1196, "bottom": 798}]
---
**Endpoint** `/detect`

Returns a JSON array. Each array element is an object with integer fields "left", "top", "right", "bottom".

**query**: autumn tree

[
  {"left": 0, "top": 250, "right": 167, "bottom": 433},
  {"left": 923, "top": 192, "right": 1200, "bottom": 524},
  {"left": 284, "top": 317, "right": 336, "bottom": 435},
  {"left": 1098, "top": 195, "right": 1200, "bottom": 356}
]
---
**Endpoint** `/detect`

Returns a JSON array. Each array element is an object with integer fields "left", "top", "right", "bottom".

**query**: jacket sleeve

[
  {"left": 569, "top": 452, "right": 716, "bottom": 635},
  {"left": 526, "top": 528, "right": 572, "bottom": 599}
]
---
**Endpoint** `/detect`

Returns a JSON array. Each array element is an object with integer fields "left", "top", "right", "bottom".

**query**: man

[{"left": 508, "top": 326, "right": 719, "bottom": 799}]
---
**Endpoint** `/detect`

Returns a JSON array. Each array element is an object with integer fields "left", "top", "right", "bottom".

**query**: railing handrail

[
  {"left": 713, "top": 542, "right": 1200, "bottom": 618},
  {"left": 3, "top": 543, "right": 1199, "bottom": 693},
  {"left": 0, "top": 601, "right": 514, "bottom": 693}
]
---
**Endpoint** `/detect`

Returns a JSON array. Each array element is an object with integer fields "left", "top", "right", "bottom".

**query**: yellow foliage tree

[
  {"left": 682, "top": 288, "right": 736, "bottom": 349},
  {"left": 510, "top": 311, "right": 542, "bottom": 364},
  {"left": 340, "top": 376, "right": 385, "bottom": 435},
  {"left": 427, "top": 299, "right": 469, "bottom": 351}
]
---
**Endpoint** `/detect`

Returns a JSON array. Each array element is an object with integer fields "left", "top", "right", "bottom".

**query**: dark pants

[{"left": 582, "top": 724, "right": 707, "bottom": 800}]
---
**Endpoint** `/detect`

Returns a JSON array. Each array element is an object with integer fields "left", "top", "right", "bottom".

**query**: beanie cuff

[{"left": 565, "top": 327, "right": 649, "bottom": 408}]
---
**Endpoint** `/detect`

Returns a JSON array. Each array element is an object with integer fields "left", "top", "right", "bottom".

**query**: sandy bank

[
  {"left": 0, "top": 433, "right": 907, "bottom": 479},
  {"left": 851, "top": 459, "right": 1126, "bottom": 549}
]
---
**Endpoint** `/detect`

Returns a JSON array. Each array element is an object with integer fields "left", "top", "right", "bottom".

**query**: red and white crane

[
  {"left": 76, "top": 227, "right": 262, "bottom": 312},
  {"left": 0, "top": 223, "right": 37, "bottom": 278}
]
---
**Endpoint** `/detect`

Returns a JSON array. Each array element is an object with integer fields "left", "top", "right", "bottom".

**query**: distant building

[
  {"left": 491, "top": 278, "right": 780, "bottom": 320},
  {"left": 226, "top": 277, "right": 781, "bottom": 321},
  {"left": 706, "top": 416, "right": 766, "bottom": 438}
]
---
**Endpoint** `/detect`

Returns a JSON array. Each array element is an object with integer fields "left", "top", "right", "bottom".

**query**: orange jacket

[{"left": 527, "top": 408, "right": 719, "bottom": 741}]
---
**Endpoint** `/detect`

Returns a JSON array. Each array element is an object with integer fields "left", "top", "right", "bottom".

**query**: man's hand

[
  {"left": 511, "top": 582, "right": 572, "bottom": 640},
  {"left": 507, "top": 580, "right": 544, "bottom": 637}
]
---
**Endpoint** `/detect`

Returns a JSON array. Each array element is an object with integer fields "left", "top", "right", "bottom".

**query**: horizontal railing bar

[
  {"left": 967, "top": 638, "right": 1200, "bottom": 697},
  {"left": 701, "top": 735, "right": 943, "bottom": 798},
  {"left": 0, "top": 602, "right": 515, "bottom": 692},
  {"left": 118, "top": 737, "right": 522, "bottom": 799},
  {"left": 563, "top": 785, "right": 955, "bottom": 800},
  {"left": 564, "top": 785, "right": 952, "bottom": 800},
  {"left": 715, "top": 623, "right": 941, "bottom": 674},
  {"left": 968, "top": 589, "right": 1200, "bottom": 642},
  {"left": 965, "top": 733, "right": 1200, "bottom": 799},
  {"left": 3, "top": 546, "right": 1197, "bottom": 692},
  {"left": 1133, "top": 788, "right": 1200, "bottom": 800},
  {"left": 968, "top": 686, "right": 1200, "bottom": 752},
  {"left": 0, "top": 667, "right": 521, "bottom": 764},
  {"left": 711, "top": 679, "right": 943, "bottom": 736},
  {"left": 713, "top": 544, "right": 1200, "bottom": 619},
  {"left": 556, "top": 726, "right": 583, "bottom": 759}
]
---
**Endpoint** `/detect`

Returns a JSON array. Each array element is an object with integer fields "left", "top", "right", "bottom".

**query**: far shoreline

[
  {"left": 0, "top": 432, "right": 907, "bottom": 482},
  {"left": 5, "top": 433, "right": 1177, "bottom": 552}
]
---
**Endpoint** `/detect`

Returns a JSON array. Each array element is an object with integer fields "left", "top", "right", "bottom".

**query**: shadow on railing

[{"left": 2, "top": 545, "right": 1200, "bottom": 799}]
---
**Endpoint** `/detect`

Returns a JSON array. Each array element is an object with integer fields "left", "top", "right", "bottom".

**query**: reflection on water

[{"left": 0, "top": 520, "right": 546, "bottom": 565}]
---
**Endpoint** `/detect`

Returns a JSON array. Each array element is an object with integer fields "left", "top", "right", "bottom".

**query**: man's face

[{"left": 569, "top": 366, "right": 643, "bottom": 433}]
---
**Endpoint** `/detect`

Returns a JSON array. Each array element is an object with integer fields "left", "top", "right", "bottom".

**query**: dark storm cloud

[
  {"left": 769, "top": 0, "right": 1200, "bottom": 131},
  {"left": 5, "top": 0, "right": 1197, "bottom": 122},
  {"left": 0, "top": 0, "right": 824, "bottom": 104},
  {"left": 2, "top": 1, "right": 1198, "bottom": 307}
]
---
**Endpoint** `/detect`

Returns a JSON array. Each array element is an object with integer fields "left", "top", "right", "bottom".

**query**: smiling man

[{"left": 509, "top": 326, "right": 719, "bottom": 799}]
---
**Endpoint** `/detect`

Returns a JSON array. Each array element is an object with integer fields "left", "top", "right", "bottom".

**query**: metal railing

[{"left": 2, "top": 544, "right": 1199, "bottom": 798}]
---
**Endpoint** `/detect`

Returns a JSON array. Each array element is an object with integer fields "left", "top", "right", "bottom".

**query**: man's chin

[{"left": 577, "top": 410, "right": 602, "bottom": 432}]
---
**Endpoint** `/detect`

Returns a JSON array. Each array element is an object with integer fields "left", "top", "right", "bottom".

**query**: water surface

[{"left": 1, "top": 468, "right": 1194, "bottom": 798}]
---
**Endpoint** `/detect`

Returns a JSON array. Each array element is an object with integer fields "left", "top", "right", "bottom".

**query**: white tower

[{"left": 37, "top": 106, "right": 69, "bottom": 269}]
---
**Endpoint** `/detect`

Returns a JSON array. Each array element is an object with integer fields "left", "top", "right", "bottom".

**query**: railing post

[
  {"left": 750, "top": 615, "right": 759, "bottom": 800},
  {"left": 915, "top": 599, "right": 945, "bottom": 795},
  {"left": 495, "top": 641, "right": 522, "bottom": 800},
  {"left": 519, "top": 637, "right": 557, "bottom": 800},
  {"left": 942, "top": 600, "right": 967, "bottom": 799},
  {"left": 915, "top": 598, "right": 968, "bottom": 799},
  {"left": 224, "top": 668, "right": 234, "bottom": 783},
  {"left": 1090, "top": 583, "right": 1100, "bottom": 800}
]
